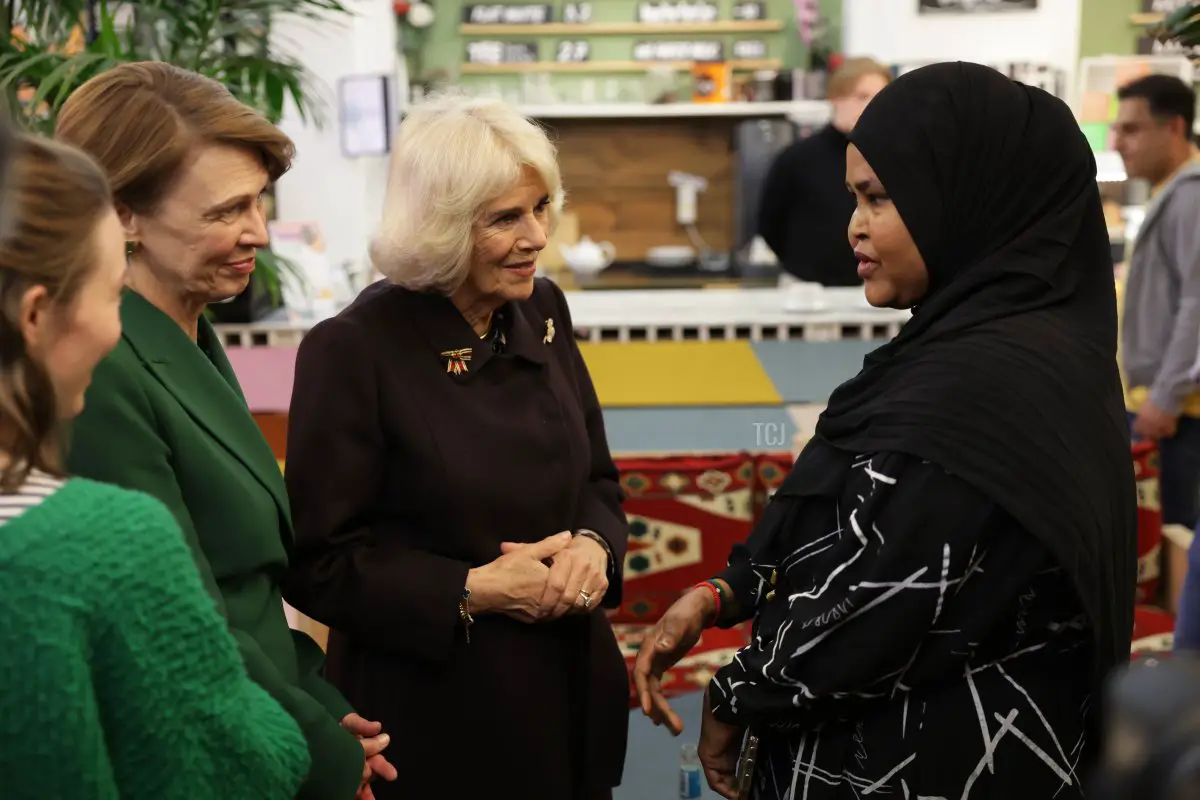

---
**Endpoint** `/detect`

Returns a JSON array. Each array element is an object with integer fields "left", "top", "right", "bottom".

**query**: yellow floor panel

[{"left": 578, "top": 341, "right": 782, "bottom": 407}]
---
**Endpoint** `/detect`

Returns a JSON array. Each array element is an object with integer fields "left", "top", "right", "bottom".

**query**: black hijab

[{"left": 779, "top": 62, "right": 1136, "bottom": 676}]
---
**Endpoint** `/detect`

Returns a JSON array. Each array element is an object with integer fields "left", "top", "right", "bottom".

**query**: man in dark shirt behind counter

[{"left": 758, "top": 57, "right": 891, "bottom": 286}]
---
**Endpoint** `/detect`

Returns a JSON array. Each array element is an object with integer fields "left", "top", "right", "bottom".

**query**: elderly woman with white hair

[{"left": 281, "top": 94, "right": 631, "bottom": 799}]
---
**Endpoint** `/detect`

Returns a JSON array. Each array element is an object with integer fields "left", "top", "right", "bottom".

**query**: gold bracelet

[{"left": 459, "top": 588, "right": 474, "bottom": 644}]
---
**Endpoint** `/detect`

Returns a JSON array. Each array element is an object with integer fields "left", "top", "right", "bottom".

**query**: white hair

[{"left": 369, "top": 92, "right": 564, "bottom": 293}]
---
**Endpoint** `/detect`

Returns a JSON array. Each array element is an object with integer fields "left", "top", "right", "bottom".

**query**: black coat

[
  {"left": 282, "top": 277, "right": 630, "bottom": 799},
  {"left": 758, "top": 124, "right": 861, "bottom": 287}
]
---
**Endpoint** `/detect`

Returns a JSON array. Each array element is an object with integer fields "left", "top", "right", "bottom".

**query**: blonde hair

[
  {"left": 55, "top": 61, "right": 294, "bottom": 215},
  {"left": 828, "top": 57, "right": 893, "bottom": 99},
  {"left": 370, "top": 93, "right": 564, "bottom": 293},
  {"left": 0, "top": 135, "right": 113, "bottom": 490}
]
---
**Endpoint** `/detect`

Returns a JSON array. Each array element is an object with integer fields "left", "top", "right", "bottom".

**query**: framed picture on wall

[
  {"left": 338, "top": 74, "right": 393, "bottom": 158},
  {"left": 918, "top": 0, "right": 1037, "bottom": 13}
]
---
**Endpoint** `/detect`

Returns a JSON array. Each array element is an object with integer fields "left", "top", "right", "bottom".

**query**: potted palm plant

[
  {"left": 0, "top": 0, "right": 351, "bottom": 322},
  {"left": 1151, "top": 3, "right": 1200, "bottom": 59}
]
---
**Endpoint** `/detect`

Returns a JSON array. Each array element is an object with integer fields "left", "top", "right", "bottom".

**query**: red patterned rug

[
  {"left": 754, "top": 451, "right": 795, "bottom": 511},
  {"left": 610, "top": 453, "right": 794, "bottom": 706},
  {"left": 610, "top": 453, "right": 760, "bottom": 626},
  {"left": 1132, "top": 604, "right": 1175, "bottom": 658},
  {"left": 1133, "top": 441, "right": 1164, "bottom": 606},
  {"left": 607, "top": 450, "right": 1179, "bottom": 705},
  {"left": 1129, "top": 442, "right": 1174, "bottom": 660}
]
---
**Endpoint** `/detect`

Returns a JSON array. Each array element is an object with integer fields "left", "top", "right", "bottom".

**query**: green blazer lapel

[{"left": 119, "top": 291, "right": 292, "bottom": 529}]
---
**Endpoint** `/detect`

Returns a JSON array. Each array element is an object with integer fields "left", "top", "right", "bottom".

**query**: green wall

[
  {"left": 404, "top": 0, "right": 841, "bottom": 99},
  {"left": 404, "top": 1, "right": 1150, "bottom": 101},
  {"left": 1078, "top": 0, "right": 1142, "bottom": 59}
]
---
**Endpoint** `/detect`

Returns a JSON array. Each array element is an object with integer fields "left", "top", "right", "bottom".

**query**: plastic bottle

[{"left": 679, "top": 743, "right": 702, "bottom": 799}]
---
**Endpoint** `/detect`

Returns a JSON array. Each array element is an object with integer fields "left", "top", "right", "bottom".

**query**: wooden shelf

[
  {"left": 461, "top": 58, "right": 782, "bottom": 74},
  {"left": 459, "top": 21, "right": 785, "bottom": 36},
  {"left": 512, "top": 101, "right": 829, "bottom": 120},
  {"left": 1130, "top": 12, "right": 1164, "bottom": 25},
  {"left": 399, "top": 101, "right": 832, "bottom": 125}
]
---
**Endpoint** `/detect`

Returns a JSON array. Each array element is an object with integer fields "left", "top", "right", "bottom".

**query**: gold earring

[{"left": 125, "top": 241, "right": 139, "bottom": 257}]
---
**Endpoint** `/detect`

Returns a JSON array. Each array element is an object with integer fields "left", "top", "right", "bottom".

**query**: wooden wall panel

[{"left": 546, "top": 118, "right": 737, "bottom": 261}]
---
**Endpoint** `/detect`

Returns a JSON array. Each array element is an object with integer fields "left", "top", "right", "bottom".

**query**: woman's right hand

[
  {"left": 632, "top": 586, "right": 720, "bottom": 735},
  {"left": 465, "top": 532, "right": 573, "bottom": 621}
]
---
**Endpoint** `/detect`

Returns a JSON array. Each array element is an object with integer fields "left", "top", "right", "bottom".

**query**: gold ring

[{"left": 579, "top": 590, "right": 593, "bottom": 608}]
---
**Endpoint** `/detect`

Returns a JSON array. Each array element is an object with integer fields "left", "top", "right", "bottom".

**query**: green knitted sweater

[{"left": 0, "top": 476, "right": 312, "bottom": 798}]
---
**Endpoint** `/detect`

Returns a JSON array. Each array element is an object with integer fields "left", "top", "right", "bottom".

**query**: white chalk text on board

[
  {"left": 466, "top": 40, "right": 539, "bottom": 64},
  {"left": 636, "top": 2, "right": 719, "bottom": 24},
  {"left": 732, "top": 40, "right": 767, "bottom": 59},
  {"left": 556, "top": 41, "right": 591, "bottom": 62},
  {"left": 732, "top": 2, "right": 766, "bottom": 20},
  {"left": 633, "top": 40, "right": 723, "bottom": 61},
  {"left": 463, "top": 4, "right": 552, "bottom": 24},
  {"left": 564, "top": 2, "right": 593, "bottom": 22}
]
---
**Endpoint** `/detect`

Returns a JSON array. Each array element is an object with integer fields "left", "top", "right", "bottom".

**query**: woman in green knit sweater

[{"left": 0, "top": 132, "right": 311, "bottom": 797}]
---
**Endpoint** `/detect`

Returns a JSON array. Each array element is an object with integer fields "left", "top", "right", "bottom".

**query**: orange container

[{"left": 692, "top": 62, "right": 731, "bottom": 103}]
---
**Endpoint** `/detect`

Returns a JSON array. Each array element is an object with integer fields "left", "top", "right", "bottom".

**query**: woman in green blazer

[{"left": 58, "top": 63, "right": 397, "bottom": 800}]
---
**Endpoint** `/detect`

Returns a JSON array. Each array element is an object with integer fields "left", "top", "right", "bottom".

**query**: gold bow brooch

[{"left": 440, "top": 348, "right": 472, "bottom": 375}]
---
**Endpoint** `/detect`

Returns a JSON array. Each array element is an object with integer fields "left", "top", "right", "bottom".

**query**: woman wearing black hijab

[{"left": 632, "top": 62, "right": 1136, "bottom": 798}]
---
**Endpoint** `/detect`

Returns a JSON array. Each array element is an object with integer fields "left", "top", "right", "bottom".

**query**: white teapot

[{"left": 559, "top": 236, "right": 615, "bottom": 275}]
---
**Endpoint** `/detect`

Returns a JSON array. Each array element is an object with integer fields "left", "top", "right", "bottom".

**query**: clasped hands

[
  {"left": 341, "top": 713, "right": 398, "bottom": 800},
  {"left": 466, "top": 530, "right": 610, "bottom": 622},
  {"left": 1132, "top": 399, "right": 1178, "bottom": 441}
]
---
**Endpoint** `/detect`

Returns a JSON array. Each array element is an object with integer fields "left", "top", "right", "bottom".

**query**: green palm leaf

[
  {"left": 1154, "top": 2, "right": 1200, "bottom": 51},
  {"left": 0, "top": 0, "right": 355, "bottom": 301}
]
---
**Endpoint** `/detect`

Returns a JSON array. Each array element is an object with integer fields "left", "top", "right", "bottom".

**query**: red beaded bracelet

[{"left": 692, "top": 580, "right": 722, "bottom": 619}]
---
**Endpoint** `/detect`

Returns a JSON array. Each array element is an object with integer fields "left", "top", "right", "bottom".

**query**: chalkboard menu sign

[
  {"left": 563, "top": 2, "right": 593, "bottom": 23},
  {"left": 463, "top": 4, "right": 552, "bottom": 24},
  {"left": 466, "top": 40, "right": 539, "bottom": 64},
  {"left": 918, "top": 0, "right": 1036, "bottom": 13},
  {"left": 732, "top": 2, "right": 766, "bottom": 20},
  {"left": 732, "top": 40, "right": 767, "bottom": 59},
  {"left": 636, "top": 2, "right": 719, "bottom": 24},
  {"left": 633, "top": 40, "right": 723, "bottom": 62},
  {"left": 556, "top": 41, "right": 591, "bottom": 62}
]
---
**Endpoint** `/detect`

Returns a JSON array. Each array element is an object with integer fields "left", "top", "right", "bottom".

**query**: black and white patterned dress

[{"left": 709, "top": 452, "right": 1094, "bottom": 799}]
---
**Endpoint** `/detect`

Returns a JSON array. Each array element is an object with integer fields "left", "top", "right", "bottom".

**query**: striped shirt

[{"left": 0, "top": 468, "right": 66, "bottom": 527}]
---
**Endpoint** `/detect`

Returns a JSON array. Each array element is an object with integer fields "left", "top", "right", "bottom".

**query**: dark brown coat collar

[{"left": 399, "top": 284, "right": 550, "bottom": 379}]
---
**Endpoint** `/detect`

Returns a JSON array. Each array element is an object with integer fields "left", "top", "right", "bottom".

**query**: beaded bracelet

[
  {"left": 692, "top": 580, "right": 723, "bottom": 623},
  {"left": 710, "top": 579, "right": 729, "bottom": 609}
]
